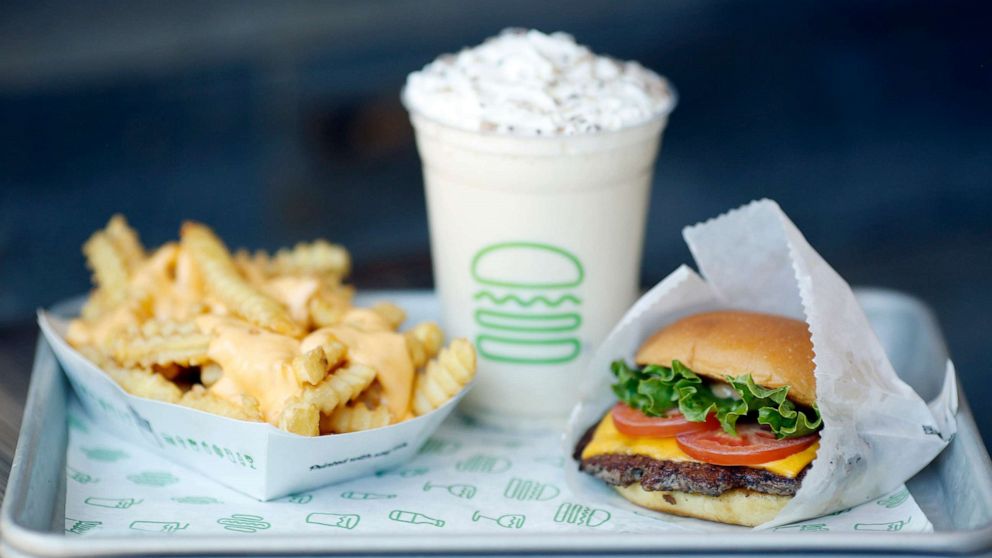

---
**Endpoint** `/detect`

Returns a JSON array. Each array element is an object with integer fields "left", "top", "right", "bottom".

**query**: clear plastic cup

[{"left": 405, "top": 103, "right": 674, "bottom": 428}]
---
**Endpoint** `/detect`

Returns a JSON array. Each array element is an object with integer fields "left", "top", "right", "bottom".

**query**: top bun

[{"left": 635, "top": 311, "right": 816, "bottom": 407}]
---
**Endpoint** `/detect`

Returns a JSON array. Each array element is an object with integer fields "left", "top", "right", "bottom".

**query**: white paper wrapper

[
  {"left": 38, "top": 311, "right": 468, "bottom": 501},
  {"left": 564, "top": 199, "right": 958, "bottom": 529}
]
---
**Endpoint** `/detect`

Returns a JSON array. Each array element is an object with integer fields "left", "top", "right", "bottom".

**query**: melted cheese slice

[
  {"left": 581, "top": 413, "right": 818, "bottom": 479},
  {"left": 197, "top": 316, "right": 302, "bottom": 423},
  {"left": 302, "top": 309, "right": 414, "bottom": 420}
]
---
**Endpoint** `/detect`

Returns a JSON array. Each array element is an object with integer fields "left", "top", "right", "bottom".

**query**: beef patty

[{"left": 574, "top": 421, "right": 807, "bottom": 497}]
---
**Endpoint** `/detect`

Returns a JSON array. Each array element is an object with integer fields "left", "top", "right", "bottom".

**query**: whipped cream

[{"left": 403, "top": 29, "right": 675, "bottom": 136}]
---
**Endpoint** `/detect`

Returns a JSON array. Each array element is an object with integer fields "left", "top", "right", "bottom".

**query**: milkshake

[{"left": 403, "top": 29, "right": 675, "bottom": 427}]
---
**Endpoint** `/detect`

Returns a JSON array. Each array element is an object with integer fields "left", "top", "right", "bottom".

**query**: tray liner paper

[
  {"left": 37, "top": 312, "right": 466, "bottom": 501},
  {"left": 62, "top": 392, "right": 931, "bottom": 537},
  {"left": 564, "top": 199, "right": 958, "bottom": 531}
]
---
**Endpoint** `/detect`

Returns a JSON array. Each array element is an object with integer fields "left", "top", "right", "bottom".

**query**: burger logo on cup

[{"left": 470, "top": 242, "right": 584, "bottom": 365}]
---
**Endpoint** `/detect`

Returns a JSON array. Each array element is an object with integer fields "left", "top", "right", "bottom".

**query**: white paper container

[
  {"left": 36, "top": 309, "right": 469, "bottom": 501},
  {"left": 564, "top": 199, "right": 958, "bottom": 530},
  {"left": 409, "top": 110, "right": 673, "bottom": 428}
]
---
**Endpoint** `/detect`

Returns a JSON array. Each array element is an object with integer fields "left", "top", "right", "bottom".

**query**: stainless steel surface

[{"left": 2, "top": 289, "right": 992, "bottom": 557}]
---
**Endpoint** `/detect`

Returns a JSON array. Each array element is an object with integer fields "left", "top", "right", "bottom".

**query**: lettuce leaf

[{"left": 609, "top": 359, "right": 821, "bottom": 438}]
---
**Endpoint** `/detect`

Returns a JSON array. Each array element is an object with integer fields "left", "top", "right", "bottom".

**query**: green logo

[
  {"left": 471, "top": 242, "right": 583, "bottom": 365},
  {"left": 774, "top": 523, "right": 829, "bottom": 532},
  {"left": 65, "top": 517, "right": 101, "bottom": 535},
  {"left": 423, "top": 481, "right": 477, "bottom": 499},
  {"left": 854, "top": 518, "right": 911, "bottom": 532},
  {"left": 553, "top": 503, "right": 610, "bottom": 527},
  {"left": 388, "top": 510, "right": 445, "bottom": 528},
  {"left": 67, "top": 466, "right": 99, "bottom": 484},
  {"left": 504, "top": 478, "right": 559, "bottom": 501},
  {"left": 456, "top": 454, "right": 511, "bottom": 474},
  {"left": 306, "top": 512, "right": 360, "bottom": 530},
  {"left": 84, "top": 497, "right": 142, "bottom": 509},
  {"left": 127, "top": 471, "right": 179, "bottom": 487},
  {"left": 341, "top": 491, "right": 397, "bottom": 500},
  {"left": 472, "top": 511, "right": 525, "bottom": 529},
  {"left": 129, "top": 520, "right": 188, "bottom": 533},
  {"left": 81, "top": 447, "right": 129, "bottom": 462},
  {"left": 876, "top": 488, "right": 910, "bottom": 509},
  {"left": 217, "top": 514, "right": 271, "bottom": 533}
]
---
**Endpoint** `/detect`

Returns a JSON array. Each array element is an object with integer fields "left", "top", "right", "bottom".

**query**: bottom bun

[{"left": 615, "top": 484, "right": 790, "bottom": 527}]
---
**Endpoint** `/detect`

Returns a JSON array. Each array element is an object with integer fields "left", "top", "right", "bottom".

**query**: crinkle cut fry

[
  {"left": 82, "top": 231, "right": 130, "bottom": 308},
  {"left": 278, "top": 397, "right": 320, "bottom": 436},
  {"left": 180, "top": 385, "right": 263, "bottom": 422},
  {"left": 412, "top": 338, "right": 476, "bottom": 416},
  {"left": 112, "top": 330, "right": 211, "bottom": 368},
  {"left": 273, "top": 240, "right": 350, "bottom": 278},
  {"left": 105, "top": 214, "right": 146, "bottom": 272},
  {"left": 299, "top": 362, "right": 376, "bottom": 414},
  {"left": 322, "top": 403, "right": 391, "bottom": 434},
  {"left": 180, "top": 222, "right": 303, "bottom": 337},
  {"left": 405, "top": 321, "right": 443, "bottom": 369}
]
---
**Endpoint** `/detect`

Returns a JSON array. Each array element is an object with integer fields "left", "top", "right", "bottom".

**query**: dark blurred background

[{"left": 0, "top": 1, "right": 989, "bottom": 440}]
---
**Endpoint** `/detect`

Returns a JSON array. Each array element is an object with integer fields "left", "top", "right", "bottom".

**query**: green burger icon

[{"left": 471, "top": 242, "right": 583, "bottom": 365}]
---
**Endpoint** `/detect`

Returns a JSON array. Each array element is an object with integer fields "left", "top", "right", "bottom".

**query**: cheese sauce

[
  {"left": 302, "top": 309, "right": 414, "bottom": 420},
  {"left": 581, "top": 413, "right": 818, "bottom": 478}
]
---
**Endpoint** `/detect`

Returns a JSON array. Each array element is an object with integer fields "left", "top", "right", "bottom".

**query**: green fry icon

[
  {"left": 65, "top": 517, "right": 101, "bottom": 535},
  {"left": 456, "top": 454, "right": 511, "bottom": 474}
]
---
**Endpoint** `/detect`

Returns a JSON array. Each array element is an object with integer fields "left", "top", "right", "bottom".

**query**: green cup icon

[
  {"left": 306, "top": 512, "right": 360, "bottom": 530},
  {"left": 503, "top": 478, "right": 559, "bottom": 501},
  {"left": 129, "top": 521, "right": 188, "bottom": 533},
  {"left": 84, "top": 497, "right": 142, "bottom": 509},
  {"left": 553, "top": 503, "right": 610, "bottom": 528}
]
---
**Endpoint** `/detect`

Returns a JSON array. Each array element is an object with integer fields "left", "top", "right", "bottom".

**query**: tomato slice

[
  {"left": 611, "top": 403, "right": 720, "bottom": 438},
  {"left": 676, "top": 423, "right": 819, "bottom": 466}
]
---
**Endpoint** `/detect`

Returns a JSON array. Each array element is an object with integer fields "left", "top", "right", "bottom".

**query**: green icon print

[
  {"left": 876, "top": 488, "right": 910, "bottom": 509},
  {"left": 471, "top": 242, "right": 584, "bottom": 365},
  {"left": 81, "top": 447, "right": 129, "bottom": 462},
  {"left": 472, "top": 511, "right": 525, "bottom": 529},
  {"left": 773, "top": 523, "right": 829, "bottom": 532},
  {"left": 67, "top": 414, "right": 89, "bottom": 433},
  {"left": 419, "top": 438, "right": 462, "bottom": 455},
  {"left": 553, "top": 503, "right": 611, "bottom": 528},
  {"left": 504, "top": 478, "right": 559, "bottom": 501},
  {"left": 456, "top": 455, "right": 511, "bottom": 474},
  {"left": 84, "top": 497, "right": 142, "bottom": 509},
  {"left": 423, "top": 481, "right": 477, "bottom": 499},
  {"left": 218, "top": 514, "right": 271, "bottom": 533},
  {"left": 65, "top": 517, "right": 101, "bottom": 535},
  {"left": 172, "top": 496, "right": 223, "bottom": 505},
  {"left": 127, "top": 471, "right": 179, "bottom": 487},
  {"left": 341, "top": 491, "right": 397, "bottom": 500},
  {"left": 854, "top": 517, "right": 912, "bottom": 532},
  {"left": 306, "top": 512, "right": 360, "bottom": 530},
  {"left": 283, "top": 493, "right": 313, "bottom": 504},
  {"left": 388, "top": 510, "right": 445, "bottom": 528},
  {"left": 67, "top": 466, "right": 99, "bottom": 484},
  {"left": 129, "top": 520, "right": 188, "bottom": 533}
]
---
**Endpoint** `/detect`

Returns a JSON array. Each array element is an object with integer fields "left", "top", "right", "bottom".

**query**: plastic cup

[{"left": 406, "top": 104, "right": 674, "bottom": 428}]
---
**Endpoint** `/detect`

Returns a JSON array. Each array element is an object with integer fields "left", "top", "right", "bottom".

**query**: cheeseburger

[{"left": 574, "top": 310, "right": 822, "bottom": 526}]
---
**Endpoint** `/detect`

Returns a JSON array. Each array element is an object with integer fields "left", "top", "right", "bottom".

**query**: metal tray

[{"left": 3, "top": 289, "right": 992, "bottom": 557}]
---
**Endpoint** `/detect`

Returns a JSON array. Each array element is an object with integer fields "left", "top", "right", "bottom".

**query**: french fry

[
  {"left": 105, "top": 214, "right": 146, "bottom": 272},
  {"left": 412, "top": 338, "right": 477, "bottom": 416},
  {"left": 200, "top": 362, "right": 223, "bottom": 387},
  {"left": 272, "top": 240, "right": 350, "bottom": 279},
  {"left": 180, "top": 385, "right": 263, "bottom": 422},
  {"left": 278, "top": 397, "right": 320, "bottom": 436},
  {"left": 289, "top": 340, "right": 347, "bottom": 386},
  {"left": 82, "top": 232, "right": 130, "bottom": 308},
  {"left": 405, "top": 321, "right": 444, "bottom": 369},
  {"left": 181, "top": 222, "right": 302, "bottom": 337},
  {"left": 371, "top": 301, "right": 406, "bottom": 330},
  {"left": 112, "top": 329, "right": 211, "bottom": 369},
  {"left": 299, "top": 362, "right": 376, "bottom": 414},
  {"left": 322, "top": 402, "right": 391, "bottom": 434}
]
